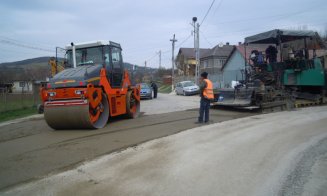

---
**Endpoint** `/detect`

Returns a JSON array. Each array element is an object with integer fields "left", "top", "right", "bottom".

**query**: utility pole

[
  {"left": 192, "top": 17, "right": 200, "bottom": 85},
  {"left": 170, "top": 34, "right": 177, "bottom": 92},
  {"left": 158, "top": 50, "right": 161, "bottom": 69},
  {"left": 196, "top": 23, "right": 200, "bottom": 85}
]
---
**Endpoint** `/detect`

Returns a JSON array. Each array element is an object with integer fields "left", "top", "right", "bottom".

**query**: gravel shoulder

[{"left": 2, "top": 106, "right": 327, "bottom": 196}]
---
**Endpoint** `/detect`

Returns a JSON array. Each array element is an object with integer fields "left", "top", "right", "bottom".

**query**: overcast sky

[{"left": 1, "top": 0, "right": 326, "bottom": 67}]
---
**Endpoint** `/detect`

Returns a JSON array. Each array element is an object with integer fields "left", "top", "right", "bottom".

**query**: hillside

[
  {"left": 0, "top": 57, "right": 138, "bottom": 82},
  {"left": 0, "top": 57, "right": 136, "bottom": 70},
  {"left": 0, "top": 57, "right": 51, "bottom": 69}
]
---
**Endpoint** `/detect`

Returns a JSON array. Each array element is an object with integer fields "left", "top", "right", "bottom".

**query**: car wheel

[{"left": 183, "top": 91, "right": 186, "bottom": 96}]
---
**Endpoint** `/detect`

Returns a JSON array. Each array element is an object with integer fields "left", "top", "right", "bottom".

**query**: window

[
  {"left": 204, "top": 61, "right": 208, "bottom": 68},
  {"left": 105, "top": 53, "right": 110, "bottom": 65},
  {"left": 19, "top": 81, "right": 25, "bottom": 87},
  {"left": 67, "top": 46, "right": 103, "bottom": 66},
  {"left": 182, "top": 81, "right": 195, "bottom": 87},
  {"left": 111, "top": 47, "right": 122, "bottom": 69},
  {"left": 219, "top": 59, "right": 226, "bottom": 66}
]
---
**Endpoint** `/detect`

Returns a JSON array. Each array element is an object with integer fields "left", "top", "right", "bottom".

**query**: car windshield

[
  {"left": 183, "top": 81, "right": 195, "bottom": 87},
  {"left": 141, "top": 84, "right": 149, "bottom": 89},
  {"left": 67, "top": 46, "right": 103, "bottom": 66}
]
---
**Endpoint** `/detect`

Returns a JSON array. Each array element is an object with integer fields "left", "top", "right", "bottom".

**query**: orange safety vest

[{"left": 203, "top": 79, "right": 214, "bottom": 100}]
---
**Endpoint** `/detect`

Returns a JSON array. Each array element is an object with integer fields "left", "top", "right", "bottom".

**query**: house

[
  {"left": 12, "top": 80, "right": 33, "bottom": 93},
  {"left": 162, "top": 75, "right": 172, "bottom": 85},
  {"left": 220, "top": 44, "right": 272, "bottom": 88},
  {"left": 175, "top": 48, "right": 211, "bottom": 76},
  {"left": 200, "top": 43, "right": 234, "bottom": 75}
]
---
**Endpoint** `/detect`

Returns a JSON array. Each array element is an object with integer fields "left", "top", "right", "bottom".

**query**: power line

[
  {"left": 199, "top": 2, "right": 323, "bottom": 45},
  {"left": 207, "top": 20, "right": 327, "bottom": 40},
  {"left": 200, "top": 0, "right": 216, "bottom": 26},
  {"left": 0, "top": 35, "right": 54, "bottom": 49},
  {"left": 176, "top": 34, "right": 192, "bottom": 49},
  {"left": 200, "top": 30, "right": 213, "bottom": 47},
  {"left": 146, "top": 52, "right": 159, "bottom": 62},
  {"left": 159, "top": 34, "right": 192, "bottom": 57},
  {"left": 0, "top": 48, "right": 52, "bottom": 56},
  {"left": 0, "top": 39, "right": 54, "bottom": 53},
  {"left": 211, "top": 0, "right": 224, "bottom": 16}
]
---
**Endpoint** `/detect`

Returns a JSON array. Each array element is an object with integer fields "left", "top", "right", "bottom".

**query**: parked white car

[{"left": 175, "top": 81, "right": 199, "bottom": 96}]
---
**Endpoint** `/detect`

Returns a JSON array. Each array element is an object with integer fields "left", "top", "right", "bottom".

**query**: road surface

[
  {"left": 0, "top": 93, "right": 254, "bottom": 190},
  {"left": 2, "top": 106, "right": 327, "bottom": 196}
]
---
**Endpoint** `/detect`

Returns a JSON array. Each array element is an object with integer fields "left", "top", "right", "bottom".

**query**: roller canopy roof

[{"left": 244, "top": 29, "right": 318, "bottom": 44}]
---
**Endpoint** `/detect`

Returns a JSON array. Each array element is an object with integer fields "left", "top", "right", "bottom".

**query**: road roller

[{"left": 40, "top": 40, "right": 140, "bottom": 129}]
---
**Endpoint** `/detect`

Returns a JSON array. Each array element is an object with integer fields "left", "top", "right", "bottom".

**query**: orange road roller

[{"left": 40, "top": 41, "right": 140, "bottom": 129}]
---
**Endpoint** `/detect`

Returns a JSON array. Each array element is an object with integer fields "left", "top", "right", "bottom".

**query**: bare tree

[{"left": 322, "top": 25, "right": 327, "bottom": 42}]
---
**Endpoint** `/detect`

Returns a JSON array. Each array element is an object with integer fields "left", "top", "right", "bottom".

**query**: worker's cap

[{"left": 201, "top": 72, "right": 208, "bottom": 78}]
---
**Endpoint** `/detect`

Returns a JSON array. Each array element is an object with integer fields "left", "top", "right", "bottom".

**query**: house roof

[
  {"left": 201, "top": 44, "right": 234, "bottom": 59},
  {"left": 178, "top": 48, "right": 211, "bottom": 59}
]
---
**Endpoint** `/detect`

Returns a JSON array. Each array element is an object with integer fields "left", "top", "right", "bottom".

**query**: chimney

[{"left": 226, "top": 42, "right": 230, "bottom": 45}]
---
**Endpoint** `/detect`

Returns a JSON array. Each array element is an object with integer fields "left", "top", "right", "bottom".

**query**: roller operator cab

[{"left": 40, "top": 41, "right": 140, "bottom": 130}]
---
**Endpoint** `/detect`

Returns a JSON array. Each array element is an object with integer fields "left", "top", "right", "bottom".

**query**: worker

[
  {"left": 151, "top": 81, "right": 158, "bottom": 98},
  {"left": 265, "top": 45, "right": 278, "bottom": 63},
  {"left": 196, "top": 72, "right": 214, "bottom": 124}
]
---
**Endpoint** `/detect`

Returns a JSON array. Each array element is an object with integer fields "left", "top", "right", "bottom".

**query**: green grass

[
  {"left": 158, "top": 85, "right": 172, "bottom": 94},
  {"left": 0, "top": 94, "right": 39, "bottom": 112},
  {"left": 0, "top": 107, "right": 38, "bottom": 123}
]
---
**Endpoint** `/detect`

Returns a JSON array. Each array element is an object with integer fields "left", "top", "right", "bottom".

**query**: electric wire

[{"left": 200, "top": 0, "right": 216, "bottom": 26}]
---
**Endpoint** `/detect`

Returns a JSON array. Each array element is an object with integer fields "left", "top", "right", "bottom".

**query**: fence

[{"left": 0, "top": 84, "right": 42, "bottom": 113}]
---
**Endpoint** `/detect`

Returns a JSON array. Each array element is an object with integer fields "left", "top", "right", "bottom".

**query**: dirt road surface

[
  {"left": 0, "top": 93, "right": 254, "bottom": 191},
  {"left": 2, "top": 105, "right": 327, "bottom": 196}
]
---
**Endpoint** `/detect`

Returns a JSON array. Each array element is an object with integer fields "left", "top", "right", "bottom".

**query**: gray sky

[{"left": 1, "top": 0, "right": 326, "bottom": 67}]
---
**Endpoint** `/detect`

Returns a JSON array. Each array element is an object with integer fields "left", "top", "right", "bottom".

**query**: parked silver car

[
  {"left": 175, "top": 81, "right": 199, "bottom": 96},
  {"left": 139, "top": 83, "right": 153, "bottom": 99}
]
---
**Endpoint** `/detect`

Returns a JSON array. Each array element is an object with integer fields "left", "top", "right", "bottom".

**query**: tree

[{"left": 321, "top": 25, "right": 327, "bottom": 42}]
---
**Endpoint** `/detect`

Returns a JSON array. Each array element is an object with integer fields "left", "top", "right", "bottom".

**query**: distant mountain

[
  {"left": 0, "top": 57, "right": 51, "bottom": 69},
  {"left": 0, "top": 56, "right": 153, "bottom": 83},
  {"left": 0, "top": 57, "right": 139, "bottom": 70}
]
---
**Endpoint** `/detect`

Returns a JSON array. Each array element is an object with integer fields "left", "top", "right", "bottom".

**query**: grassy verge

[
  {"left": 0, "top": 107, "right": 38, "bottom": 123},
  {"left": 158, "top": 85, "right": 172, "bottom": 94}
]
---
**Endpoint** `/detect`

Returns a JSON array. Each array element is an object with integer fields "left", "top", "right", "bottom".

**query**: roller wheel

[
  {"left": 126, "top": 90, "right": 140, "bottom": 118},
  {"left": 88, "top": 92, "right": 110, "bottom": 129},
  {"left": 44, "top": 91, "right": 109, "bottom": 130}
]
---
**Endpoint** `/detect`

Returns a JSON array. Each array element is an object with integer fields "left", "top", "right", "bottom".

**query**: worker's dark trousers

[
  {"left": 198, "top": 98, "right": 210, "bottom": 122},
  {"left": 153, "top": 90, "right": 157, "bottom": 98}
]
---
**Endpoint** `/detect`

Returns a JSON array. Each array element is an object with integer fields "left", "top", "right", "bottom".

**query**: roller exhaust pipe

[{"left": 71, "top": 42, "right": 77, "bottom": 68}]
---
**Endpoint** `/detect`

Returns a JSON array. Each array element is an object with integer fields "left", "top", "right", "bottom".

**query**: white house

[{"left": 12, "top": 81, "right": 33, "bottom": 93}]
